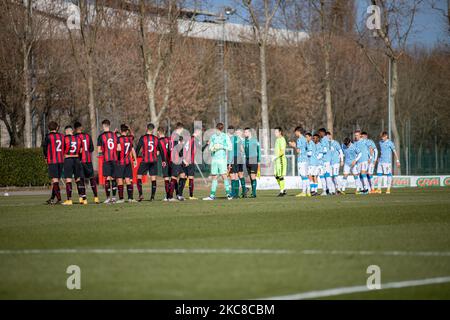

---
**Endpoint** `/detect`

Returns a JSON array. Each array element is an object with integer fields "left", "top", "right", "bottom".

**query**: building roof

[{"left": 33, "top": 0, "right": 309, "bottom": 45}]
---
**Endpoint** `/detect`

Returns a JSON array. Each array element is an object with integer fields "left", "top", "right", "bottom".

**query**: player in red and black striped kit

[
  {"left": 98, "top": 119, "right": 121, "bottom": 204},
  {"left": 42, "top": 121, "right": 64, "bottom": 205},
  {"left": 184, "top": 127, "right": 202, "bottom": 200},
  {"left": 74, "top": 122, "right": 99, "bottom": 204},
  {"left": 168, "top": 122, "right": 188, "bottom": 201},
  {"left": 136, "top": 123, "right": 159, "bottom": 201},
  {"left": 116, "top": 124, "right": 137, "bottom": 203},
  {"left": 62, "top": 125, "right": 85, "bottom": 205},
  {"left": 157, "top": 127, "right": 172, "bottom": 201}
]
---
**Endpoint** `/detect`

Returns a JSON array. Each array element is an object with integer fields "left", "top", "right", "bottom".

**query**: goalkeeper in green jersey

[
  {"left": 203, "top": 123, "right": 233, "bottom": 200},
  {"left": 274, "top": 127, "right": 287, "bottom": 196}
]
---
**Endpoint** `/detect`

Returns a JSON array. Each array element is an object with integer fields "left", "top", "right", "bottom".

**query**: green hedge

[{"left": 0, "top": 148, "right": 48, "bottom": 187}]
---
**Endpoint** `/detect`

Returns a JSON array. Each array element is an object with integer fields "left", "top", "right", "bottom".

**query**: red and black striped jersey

[
  {"left": 43, "top": 132, "right": 65, "bottom": 164},
  {"left": 64, "top": 134, "right": 82, "bottom": 157},
  {"left": 75, "top": 132, "right": 94, "bottom": 163},
  {"left": 170, "top": 137, "right": 184, "bottom": 165},
  {"left": 136, "top": 134, "right": 159, "bottom": 163},
  {"left": 118, "top": 135, "right": 134, "bottom": 166},
  {"left": 184, "top": 136, "right": 198, "bottom": 165},
  {"left": 97, "top": 131, "right": 118, "bottom": 162},
  {"left": 158, "top": 136, "right": 171, "bottom": 163}
]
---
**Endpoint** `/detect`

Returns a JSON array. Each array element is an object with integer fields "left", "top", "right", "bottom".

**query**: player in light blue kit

[
  {"left": 307, "top": 134, "right": 324, "bottom": 196},
  {"left": 341, "top": 137, "right": 362, "bottom": 194},
  {"left": 289, "top": 127, "right": 310, "bottom": 197},
  {"left": 203, "top": 123, "right": 233, "bottom": 200},
  {"left": 376, "top": 131, "right": 400, "bottom": 194},
  {"left": 354, "top": 130, "right": 370, "bottom": 194},
  {"left": 327, "top": 131, "right": 343, "bottom": 194},
  {"left": 362, "top": 132, "right": 378, "bottom": 193},
  {"left": 304, "top": 133, "right": 314, "bottom": 195},
  {"left": 318, "top": 128, "right": 333, "bottom": 196}
]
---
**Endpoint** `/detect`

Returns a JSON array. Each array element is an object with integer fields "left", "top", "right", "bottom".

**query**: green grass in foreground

[{"left": 0, "top": 187, "right": 449, "bottom": 299}]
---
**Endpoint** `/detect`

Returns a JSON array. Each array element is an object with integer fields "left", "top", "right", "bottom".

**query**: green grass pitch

[{"left": 0, "top": 187, "right": 449, "bottom": 299}]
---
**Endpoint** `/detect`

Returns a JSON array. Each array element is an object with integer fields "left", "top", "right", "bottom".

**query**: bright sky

[{"left": 201, "top": 0, "right": 449, "bottom": 47}]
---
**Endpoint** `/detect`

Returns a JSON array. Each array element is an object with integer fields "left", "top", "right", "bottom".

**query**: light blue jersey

[
  {"left": 366, "top": 139, "right": 378, "bottom": 161},
  {"left": 306, "top": 140, "right": 314, "bottom": 158},
  {"left": 308, "top": 142, "right": 324, "bottom": 166},
  {"left": 342, "top": 143, "right": 361, "bottom": 166},
  {"left": 321, "top": 135, "right": 331, "bottom": 162},
  {"left": 296, "top": 136, "right": 308, "bottom": 163},
  {"left": 355, "top": 139, "right": 369, "bottom": 163},
  {"left": 330, "top": 140, "right": 342, "bottom": 165},
  {"left": 379, "top": 139, "right": 396, "bottom": 164}
]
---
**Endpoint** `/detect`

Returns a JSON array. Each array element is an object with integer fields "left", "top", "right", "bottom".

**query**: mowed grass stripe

[{"left": 0, "top": 188, "right": 449, "bottom": 299}]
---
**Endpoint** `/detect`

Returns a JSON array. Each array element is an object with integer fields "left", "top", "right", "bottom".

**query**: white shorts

[
  {"left": 331, "top": 163, "right": 340, "bottom": 176},
  {"left": 377, "top": 163, "right": 392, "bottom": 175},
  {"left": 358, "top": 161, "right": 369, "bottom": 172},
  {"left": 323, "top": 162, "right": 332, "bottom": 176},
  {"left": 344, "top": 164, "right": 359, "bottom": 175},
  {"left": 368, "top": 162, "right": 375, "bottom": 175},
  {"left": 297, "top": 161, "right": 308, "bottom": 177},
  {"left": 308, "top": 165, "right": 321, "bottom": 176}
]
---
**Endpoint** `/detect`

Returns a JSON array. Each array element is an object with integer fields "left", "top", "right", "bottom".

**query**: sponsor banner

[
  {"left": 444, "top": 177, "right": 450, "bottom": 187},
  {"left": 393, "top": 177, "right": 412, "bottom": 187},
  {"left": 415, "top": 176, "right": 441, "bottom": 187},
  {"left": 256, "top": 176, "right": 450, "bottom": 190}
]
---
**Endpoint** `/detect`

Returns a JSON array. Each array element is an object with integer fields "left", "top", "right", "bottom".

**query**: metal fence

[{"left": 401, "top": 147, "right": 450, "bottom": 175}]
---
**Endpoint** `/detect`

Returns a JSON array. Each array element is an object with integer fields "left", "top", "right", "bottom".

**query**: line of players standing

[
  {"left": 43, "top": 119, "right": 202, "bottom": 205},
  {"left": 43, "top": 118, "right": 400, "bottom": 205},
  {"left": 288, "top": 127, "right": 400, "bottom": 196}
]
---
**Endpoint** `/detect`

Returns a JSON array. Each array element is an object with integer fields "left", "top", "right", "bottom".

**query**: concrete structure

[{"left": 33, "top": 0, "right": 308, "bottom": 45}]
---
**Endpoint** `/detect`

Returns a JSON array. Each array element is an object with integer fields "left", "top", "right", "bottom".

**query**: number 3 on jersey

[{"left": 70, "top": 141, "right": 77, "bottom": 153}]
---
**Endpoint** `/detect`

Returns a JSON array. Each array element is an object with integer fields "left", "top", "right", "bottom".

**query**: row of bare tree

[{"left": 0, "top": 0, "right": 449, "bottom": 173}]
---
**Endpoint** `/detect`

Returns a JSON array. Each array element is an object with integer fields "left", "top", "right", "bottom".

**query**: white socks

[{"left": 326, "top": 176, "right": 335, "bottom": 193}]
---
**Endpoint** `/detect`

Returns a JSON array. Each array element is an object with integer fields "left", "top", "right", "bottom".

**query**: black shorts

[
  {"left": 48, "top": 163, "right": 63, "bottom": 179},
  {"left": 161, "top": 163, "right": 171, "bottom": 178},
  {"left": 246, "top": 163, "right": 258, "bottom": 175},
  {"left": 184, "top": 164, "right": 196, "bottom": 177},
  {"left": 102, "top": 161, "right": 117, "bottom": 178},
  {"left": 80, "top": 162, "right": 94, "bottom": 179},
  {"left": 116, "top": 163, "right": 133, "bottom": 179},
  {"left": 138, "top": 162, "right": 158, "bottom": 176},
  {"left": 64, "top": 157, "right": 81, "bottom": 179},
  {"left": 230, "top": 164, "right": 244, "bottom": 174},
  {"left": 171, "top": 163, "right": 184, "bottom": 177}
]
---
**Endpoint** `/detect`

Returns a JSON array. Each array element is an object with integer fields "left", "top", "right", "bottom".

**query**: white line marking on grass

[
  {"left": 0, "top": 248, "right": 293, "bottom": 255},
  {"left": 260, "top": 276, "right": 450, "bottom": 300},
  {"left": 299, "top": 249, "right": 450, "bottom": 257},
  {"left": 0, "top": 248, "right": 450, "bottom": 257}
]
